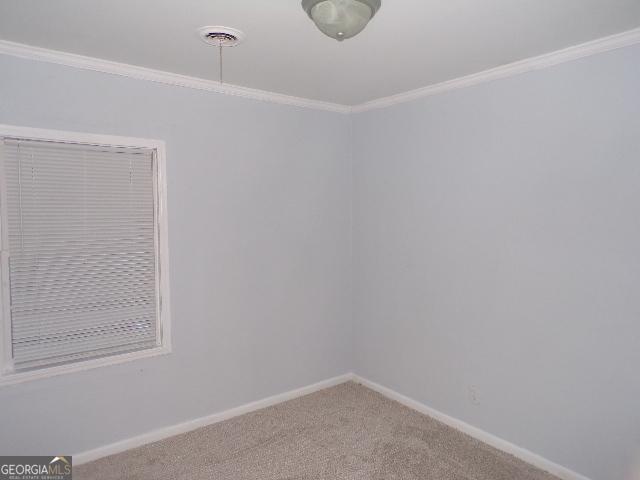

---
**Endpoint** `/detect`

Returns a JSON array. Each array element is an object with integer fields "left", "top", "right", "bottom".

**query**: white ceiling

[{"left": 1, "top": 0, "right": 640, "bottom": 106}]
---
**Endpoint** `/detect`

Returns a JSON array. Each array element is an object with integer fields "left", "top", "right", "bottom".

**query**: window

[{"left": 0, "top": 125, "right": 171, "bottom": 384}]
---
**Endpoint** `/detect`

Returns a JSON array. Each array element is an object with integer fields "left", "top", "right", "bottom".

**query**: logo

[{"left": 0, "top": 456, "right": 72, "bottom": 480}]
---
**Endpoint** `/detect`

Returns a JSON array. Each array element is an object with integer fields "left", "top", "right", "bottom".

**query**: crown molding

[
  {"left": 352, "top": 26, "right": 640, "bottom": 113},
  {"left": 0, "top": 39, "right": 351, "bottom": 114},
  {"left": 1, "top": 27, "right": 640, "bottom": 116}
]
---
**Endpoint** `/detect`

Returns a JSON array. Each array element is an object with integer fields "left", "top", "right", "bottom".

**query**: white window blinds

[{"left": 1, "top": 137, "right": 162, "bottom": 372}]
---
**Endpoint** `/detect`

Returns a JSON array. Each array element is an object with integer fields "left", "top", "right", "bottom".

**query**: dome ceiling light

[{"left": 301, "top": 0, "right": 381, "bottom": 41}]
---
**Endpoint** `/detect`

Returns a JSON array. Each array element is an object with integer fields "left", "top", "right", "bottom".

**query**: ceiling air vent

[{"left": 198, "top": 26, "right": 245, "bottom": 47}]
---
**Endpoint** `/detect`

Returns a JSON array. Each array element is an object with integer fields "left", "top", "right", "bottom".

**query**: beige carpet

[{"left": 76, "top": 382, "right": 559, "bottom": 480}]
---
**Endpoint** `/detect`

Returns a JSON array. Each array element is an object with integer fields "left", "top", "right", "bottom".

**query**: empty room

[{"left": 0, "top": 1, "right": 639, "bottom": 479}]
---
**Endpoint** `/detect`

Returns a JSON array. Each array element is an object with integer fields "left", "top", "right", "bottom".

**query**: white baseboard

[
  {"left": 75, "top": 372, "right": 590, "bottom": 480},
  {"left": 74, "top": 373, "right": 354, "bottom": 465},
  {"left": 352, "top": 375, "right": 590, "bottom": 480}
]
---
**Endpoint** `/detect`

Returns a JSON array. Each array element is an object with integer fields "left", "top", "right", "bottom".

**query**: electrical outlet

[{"left": 468, "top": 385, "right": 480, "bottom": 405}]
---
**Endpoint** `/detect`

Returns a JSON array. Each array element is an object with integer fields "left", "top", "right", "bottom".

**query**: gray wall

[
  {"left": 0, "top": 55, "right": 353, "bottom": 455},
  {"left": 353, "top": 44, "right": 640, "bottom": 480},
  {"left": 2, "top": 42, "right": 639, "bottom": 480}
]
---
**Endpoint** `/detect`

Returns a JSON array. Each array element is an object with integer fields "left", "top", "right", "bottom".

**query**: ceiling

[{"left": 1, "top": 0, "right": 640, "bottom": 106}]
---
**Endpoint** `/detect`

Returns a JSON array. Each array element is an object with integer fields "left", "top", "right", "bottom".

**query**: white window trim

[{"left": 0, "top": 124, "right": 172, "bottom": 386}]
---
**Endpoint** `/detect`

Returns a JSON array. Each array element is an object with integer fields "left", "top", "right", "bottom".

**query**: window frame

[{"left": 0, "top": 124, "right": 171, "bottom": 386}]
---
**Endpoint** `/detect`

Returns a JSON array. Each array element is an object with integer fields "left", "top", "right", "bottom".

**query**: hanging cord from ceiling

[
  {"left": 197, "top": 26, "right": 246, "bottom": 84},
  {"left": 219, "top": 40, "right": 223, "bottom": 84}
]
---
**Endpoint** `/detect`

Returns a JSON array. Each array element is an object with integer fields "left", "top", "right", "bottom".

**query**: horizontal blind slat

[
  {"left": 14, "top": 316, "right": 156, "bottom": 345},
  {"left": 10, "top": 287, "right": 156, "bottom": 312},
  {"left": 13, "top": 303, "right": 156, "bottom": 336},
  {"left": 14, "top": 340, "right": 158, "bottom": 371},
  {"left": 13, "top": 331, "right": 157, "bottom": 364}
]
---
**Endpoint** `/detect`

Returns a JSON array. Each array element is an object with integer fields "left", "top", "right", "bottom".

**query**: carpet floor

[{"left": 76, "top": 382, "right": 559, "bottom": 480}]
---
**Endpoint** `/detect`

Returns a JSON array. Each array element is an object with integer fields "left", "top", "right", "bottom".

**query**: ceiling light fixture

[{"left": 302, "top": 0, "right": 381, "bottom": 41}]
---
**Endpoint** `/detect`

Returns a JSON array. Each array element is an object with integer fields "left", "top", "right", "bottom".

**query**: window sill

[{"left": 0, "top": 343, "right": 171, "bottom": 386}]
